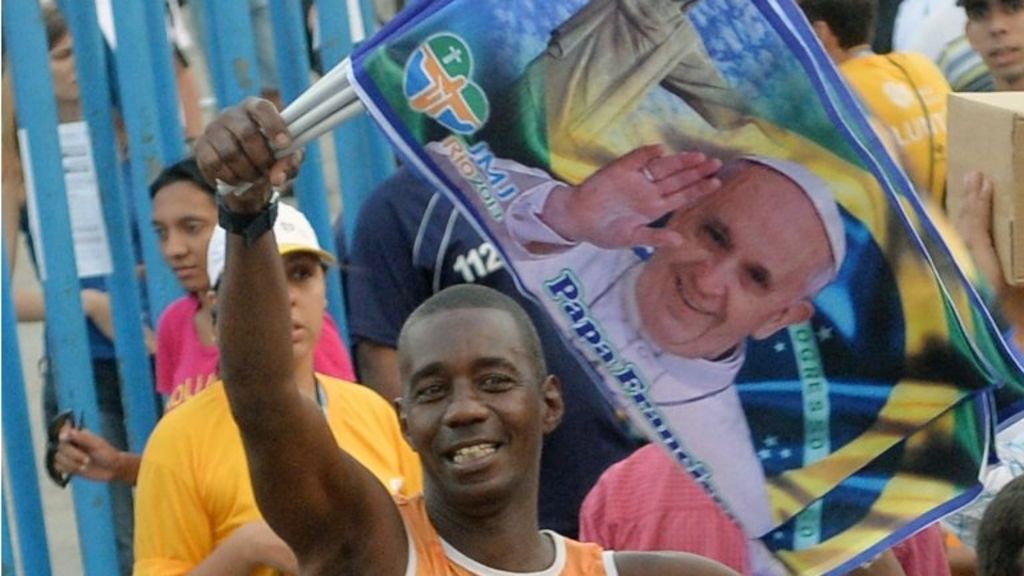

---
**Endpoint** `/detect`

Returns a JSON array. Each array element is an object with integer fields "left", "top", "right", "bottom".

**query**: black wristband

[{"left": 217, "top": 192, "right": 279, "bottom": 246}]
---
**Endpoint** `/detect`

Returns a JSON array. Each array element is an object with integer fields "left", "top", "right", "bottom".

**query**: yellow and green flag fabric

[{"left": 350, "top": 0, "right": 1024, "bottom": 572}]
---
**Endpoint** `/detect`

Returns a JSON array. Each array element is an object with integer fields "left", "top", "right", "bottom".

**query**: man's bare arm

[
  {"left": 189, "top": 522, "right": 299, "bottom": 576},
  {"left": 614, "top": 551, "right": 740, "bottom": 576},
  {"left": 847, "top": 550, "right": 906, "bottom": 576},
  {"left": 195, "top": 99, "right": 407, "bottom": 571}
]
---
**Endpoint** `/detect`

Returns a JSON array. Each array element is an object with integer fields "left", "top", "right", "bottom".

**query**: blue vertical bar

[
  {"left": 109, "top": 0, "right": 181, "bottom": 323},
  {"left": 268, "top": 0, "right": 346, "bottom": 332},
  {"left": 142, "top": 0, "right": 187, "bottom": 162},
  {"left": 3, "top": 245, "right": 53, "bottom": 576},
  {"left": 204, "top": 0, "right": 261, "bottom": 106},
  {"left": 318, "top": 0, "right": 397, "bottom": 255},
  {"left": 2, "top": 497, "right": 16, "bottom": 574},
  {"left": 63, "top": 0, "right": 159, "bottom": 452},
  {"left": 358, "top": 0, "right": 379, "bottom": 35},
  {"left": 349, "top": 0, "right": 396, "bottom": 203},
  {"left": 2, "top": 1, "right": 120, "bottom": 573},
  {"left": 191, "top": 0, "right": 227, "bottom": 108}
]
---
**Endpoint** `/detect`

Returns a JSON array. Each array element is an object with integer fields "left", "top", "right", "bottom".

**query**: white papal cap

[
  {"left": 742, "top": 155, "right": 847, "bottom": 278},
  {"left": 207, "top": 202, "right": 335, "bottom": 288}
]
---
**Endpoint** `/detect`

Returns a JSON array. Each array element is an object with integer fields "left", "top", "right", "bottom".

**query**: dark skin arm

[
  {"left": 194, "top": 98, "right": 407, "bottom": 574},
  {"left": 946, "top": 544, "right": 976, "bottom": 576},
  {"left": 53, "top": 425, "right": 141, "bottom": 485},
  {"left": 847, "top": 550, "right": 907, "bottom": 576},
  {"left": 614, "top": 551, "right": 741, "bottom": 576}
]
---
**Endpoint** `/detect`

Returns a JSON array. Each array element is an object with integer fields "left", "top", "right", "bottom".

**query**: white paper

[
  {"left": 20, "top": 122, "right": 115, "bottom": 280},
  {"left": 19, "top": 128, "right": 46, "bottom": 281},
  {"left": 95, "top": 0, "right": 117, "bottom": 49}
]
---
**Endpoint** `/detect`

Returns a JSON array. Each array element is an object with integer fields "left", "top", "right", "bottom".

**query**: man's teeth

[{"left": 452, "top": 444, "right": 497, "bottom": 464}]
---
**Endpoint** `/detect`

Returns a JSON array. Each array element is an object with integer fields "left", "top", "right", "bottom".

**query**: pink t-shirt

[
  {"left": 891, "top": 524, "right": 951, "bottom": 576},
  {"left": 155, "top": 295, "right": 356, "bottom": 412},
  {"left": 580, "top": 444, "right": 950, "bottom": 576},
  {"left": 579, "top": 444, "right": 751, "bottom": 574}
]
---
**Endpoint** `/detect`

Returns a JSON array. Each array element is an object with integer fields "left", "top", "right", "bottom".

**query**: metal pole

[
  {"left": 204, "top": 0, "right": 261, "bottom": 106},
  {"left": 142, "top": 0, "right": 188, "bottom": 162},
  {"left": 2, "top": 497, "right": 18, "bottom": 574},
  {"left": 2, "top": 242, "right": 53, "bottom": 576},
  {"left": 2, "top": 1, "right": 119, "bottom": 573},
  {"left": 108, "top": 0, "right": 183, "bottom": 322},
  {"left": 318, "top": 0, "right": 397, "bottom": 255},
  {"left": 269, "top": 0, "right": 346, "bottom": 329},
  {"left": 191, "top": 0, "right": 227, "bottom": 108},
  {"left": 62, "top": 0, "right": 160, "bottom": 452}
]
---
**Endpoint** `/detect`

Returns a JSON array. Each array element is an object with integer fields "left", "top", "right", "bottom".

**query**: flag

[{"left": 349, "top": 0, "right": 1024, "bottom": 572}]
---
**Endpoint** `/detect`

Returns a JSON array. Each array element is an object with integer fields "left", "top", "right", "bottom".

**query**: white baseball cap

[{"left": 207, "top": 202, "right": 335, "bottom": 289}]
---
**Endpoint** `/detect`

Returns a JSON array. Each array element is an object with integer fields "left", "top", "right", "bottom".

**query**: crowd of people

[{"left": 5, "top": 0, "right": 1024, "bottom": 575}]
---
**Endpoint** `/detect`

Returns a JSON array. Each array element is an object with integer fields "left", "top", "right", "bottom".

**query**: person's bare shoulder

[{"left": 613, "top": 551, "right": 740, "bottom": 576}]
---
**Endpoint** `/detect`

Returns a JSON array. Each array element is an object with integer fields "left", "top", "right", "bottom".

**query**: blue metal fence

[
  {"left": 267, "top": 0, "right": 345, "bottom": 328},
  {"left": 3, "top": 1, "right": 120, "bottom": 572},
  {"left": 3, "top": 243, "right": 53, "bottom": 576},
  {"left": 1, "top": 0, "right": 394, "bottom": 572},
  {"left": 104, "top": 0, "right": 186, "bottom": 322},
  {"left": 59, "top": 0, "right": 162, "bottom": 457},
  {"left": 3, "top": 497, "right": 18, "bottom": 575},
  {"left": 319, "top": 0, "right": 397, "bottom": 262},
  {"left": 202, "top": 0, "right": 263, "bottom": 106}
]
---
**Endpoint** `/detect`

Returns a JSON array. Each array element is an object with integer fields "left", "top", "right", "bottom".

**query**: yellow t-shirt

[
  {"left": 396, "top": 495, "right": 615, "bottom": 575},
  {"left": 840, "top": 53, "right": 951, "bottom": 205},
  {"left": 133, "top": 377, "right": 422, "bottom": 576}
]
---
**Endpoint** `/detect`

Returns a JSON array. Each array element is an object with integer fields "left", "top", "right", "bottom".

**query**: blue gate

[{"left": 1, "top": 1, "right": 393, "bottom": 573}]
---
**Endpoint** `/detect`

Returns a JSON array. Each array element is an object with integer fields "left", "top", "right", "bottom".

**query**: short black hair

[
  {"left": 149, "top": 157, "right": 215, "bottom": 199},
  {"left": 977, "top": 475, "right": 1024, "bottom": 576},
  {"left": 42, "top": 4, "right": 68, "bottom": 50},
  {"left": 799, "top": 0, "right": 878, "bottom": 49},
  {"left": 397, "top": 284, "right": 547, "bottom": 382},
  {"left": 957, "top": 0, "right": 1018, "bottom": 21}
]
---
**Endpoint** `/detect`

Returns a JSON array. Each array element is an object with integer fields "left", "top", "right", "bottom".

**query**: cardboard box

[{"left": 946, "top": 92, "right": 1024, "bottom": 286}]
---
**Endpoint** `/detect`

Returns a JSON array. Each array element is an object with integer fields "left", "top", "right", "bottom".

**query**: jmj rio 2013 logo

[{"left": 404, "top": 33, "right": 489, "bottom": 135}]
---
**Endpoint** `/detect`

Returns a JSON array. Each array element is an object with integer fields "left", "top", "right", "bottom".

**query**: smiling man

[
  {"left": 194, "top": 97, "right": 738, "bottom": 575},
  {"left": 497, "top": 146, "right": 845, "bottom": 538},
  {"left": 960, "top": 0, "right": 1024, "bottom": 90}
]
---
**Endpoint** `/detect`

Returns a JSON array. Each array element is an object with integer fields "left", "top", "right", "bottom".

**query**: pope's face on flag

[{"left": 634, "top": 163, "right": 835, "bottom": 360}]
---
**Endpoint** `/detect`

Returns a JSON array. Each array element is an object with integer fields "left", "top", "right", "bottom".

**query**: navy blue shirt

[{"left": 345, "top": 167, "right": 641, "bottom": 538}]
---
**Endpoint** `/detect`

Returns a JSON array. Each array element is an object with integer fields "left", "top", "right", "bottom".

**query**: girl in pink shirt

[
  {"left": 52, "top": 159, "right": 358, "bottom": 489},
  {"left": 156, "top": 294, "right": 354, "bottom": 411},
  {"left": 151, "top": 159, "right": 355, "bottom": 412}
]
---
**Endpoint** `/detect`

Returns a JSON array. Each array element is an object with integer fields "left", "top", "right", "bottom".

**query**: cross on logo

[
  {"left": 403, "top": 33, "right": 490, "bottom": 135},
  {"left": 442, "top": 45, "right": 463, "bottom": 66}
]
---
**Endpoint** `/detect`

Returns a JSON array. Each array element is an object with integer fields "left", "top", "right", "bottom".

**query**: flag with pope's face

[{"left": 347, "top": 0, "right": 1024, "bottom": 572}]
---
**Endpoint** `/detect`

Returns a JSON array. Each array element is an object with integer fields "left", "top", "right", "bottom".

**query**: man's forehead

[
  {"left": 414, "top": 306, "right": 511, "bottom": 328},
  {"left": 403, "top": 308, "right": 521, "bottom": 355},
  {"left": 962, "top": 0, "right": 1018, "bottom": 9},
  {"left": 400, "top": 308, "right": 533, "bottom": 379}
]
